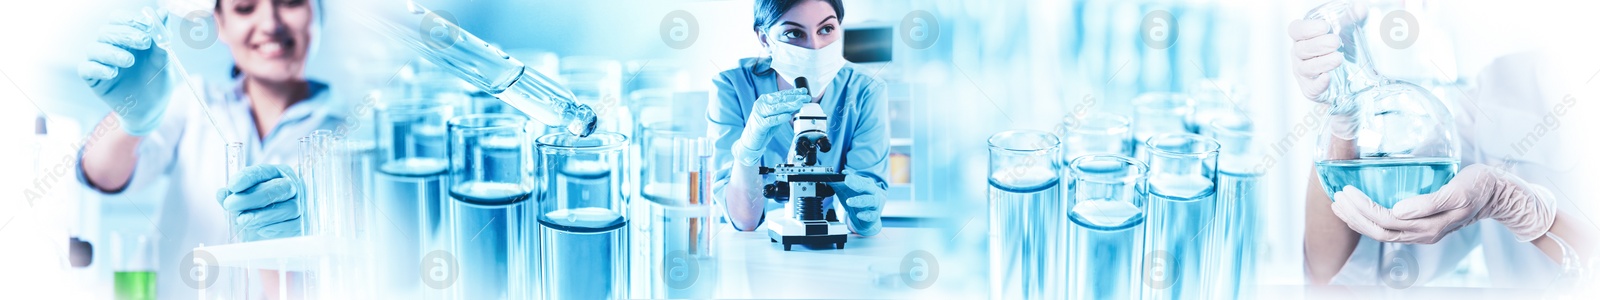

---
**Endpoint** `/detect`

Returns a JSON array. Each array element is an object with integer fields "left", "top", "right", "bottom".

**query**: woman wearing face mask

[
  {"left": 75, "top": 0, "right": 338, "bottom": 297},
  {"left": 709, "top": 0, "right": 889, "bottom": 236}
]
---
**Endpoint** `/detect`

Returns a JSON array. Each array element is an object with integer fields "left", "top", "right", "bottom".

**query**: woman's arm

[
  {"left": 1305, "top": 169, "right": 1360, "bottom": 284},
  {"left": 79, "top": 113, "right": 144, "bottom": 193},
  {"left": 709, "top": 73, "right": 767, "bottom": 231}
]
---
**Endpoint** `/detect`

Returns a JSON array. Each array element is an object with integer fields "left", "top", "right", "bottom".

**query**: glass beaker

[
  {"left": 1303, "top": 0, "right": 1460, "bottom": 288},
  {"left": 1203, "top": 114, "right": 1262, "bottom": 299},
  {"left": 111, "top": 233, "right": 157, "bottom": 300},
  {"left": 1056, "top": 112, "right": 1133, "bottom": 165},
  {"left": 1066, "top": 155, "right": 1148, "bottom": 300},
  {"left": 536, "top": 131, "right": 630, "bottom": 300},
  {"left": 634, "top": 136, "right": 717, "bottom": 298},
  {"left": 987, "top": 130, "right": 1063, "bottom": 300},
  {"left": 1141, "top": 133, "right": 1219, "bottom": 300},
  {"left": 373, "top": 100, "right": 454, "bottom": 295},
  {"left": 447, "top": 114, "right": 534, "bottom": 299},
  {"left": 1132, "top": 93, "right": 1194, "bottom": 161},
  {"left": 638, "top": 120, "right": 695, "bottom": 203}
]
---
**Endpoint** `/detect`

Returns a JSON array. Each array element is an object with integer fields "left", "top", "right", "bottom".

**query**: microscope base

[{"left": 767, "top": 218, "right": 849, "bottom": 251}]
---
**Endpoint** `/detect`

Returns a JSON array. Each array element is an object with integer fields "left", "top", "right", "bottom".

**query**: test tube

[
  {"left": 1132, "top": 93, "right": 1193, "bottom": 161},
  {"left": 355, "top": 1, "right": 598, "bottom": 137},
  {"left": 372, "top": 100, "right": 453, "bottom": 294},
  {"left": 1141, "top": 133, "right": 1220, "bottom": 300},
  {"left": 1202, "top": 114, "right": 1260, "bottom": 299},
  {"left": 1057, "top": 112, "right": 1133, "bottom": 165},
  {"left": 986, "top": 130, "right": 1064, "bottom": 300},
  {"left": 447, "top": 114, "right": 533, "bottom": 299},
  {"left": 225, "top": 142, "right": 246, "bottom": 240},
  {"left": 635, "top": 135, "right": 716, "bottom": 298},
  {"left": 536, "top": 131, "right": 630, "bottom": 300},
  {"left": 1066, "top": 155, "right": 1148, "bottom": 300}
]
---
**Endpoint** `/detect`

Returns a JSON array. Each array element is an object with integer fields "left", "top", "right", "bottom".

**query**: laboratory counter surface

[{"left": 708, "top": 214, "right": 986, "bottom": 299}]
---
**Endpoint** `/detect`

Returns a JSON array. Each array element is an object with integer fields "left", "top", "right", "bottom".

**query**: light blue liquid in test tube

[
  {"left": 987, "top": 130, "right": 1064, "bottom": 300},
  {"left": 1067, "top": 155, "right": 1148, "bottom": 300},
  {"left": 1203, "top": 115, "right": 1261, "bottom": 299},
  {"left": 537, "top": 132, "right": 630, "bottom": 300},
  {"left": 1141, "top": 133, "right": 1219, "bottom": 300},
  {"left": 448, "top": 114, "right": 534, "bottom": 299},
  {"left": 373, "top": 100, "right": 453, "bottom": 294}
]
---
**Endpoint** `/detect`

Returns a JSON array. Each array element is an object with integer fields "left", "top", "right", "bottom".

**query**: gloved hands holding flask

[{"left": 1330, "top": 164, "right": 1557, "bottom": 244}]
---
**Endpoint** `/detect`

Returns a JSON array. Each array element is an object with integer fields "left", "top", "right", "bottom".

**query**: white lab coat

[
  {"left": 1331, "top": 51, "right": 1592, "bottom": 288},
  {"left": 78, "top": 77, "right": 347, "bottom": 299}
]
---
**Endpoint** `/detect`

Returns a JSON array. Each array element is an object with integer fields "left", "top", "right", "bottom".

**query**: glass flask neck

[{"left": 1306, "top": 0, "right": 1384, "bottom": 110}]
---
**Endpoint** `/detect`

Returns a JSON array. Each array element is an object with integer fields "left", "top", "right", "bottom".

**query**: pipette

[
  {"left": 355, "top": 1, "right": 598, "bottom": 137},
  {"left": 143, "top": 7, "right": 237, "bottom": 144}
]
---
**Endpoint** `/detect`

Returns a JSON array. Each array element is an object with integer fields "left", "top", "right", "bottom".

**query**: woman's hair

[{"left": 752, "top": 0, "right": 844, "bottom": 33}]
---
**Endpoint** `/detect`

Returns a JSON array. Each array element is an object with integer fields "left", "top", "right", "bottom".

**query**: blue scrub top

[{"left": 707, "top": 57, "right": 890, "bottom": 229}]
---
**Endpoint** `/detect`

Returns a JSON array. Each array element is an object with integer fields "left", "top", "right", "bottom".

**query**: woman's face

[
  {"left": 761, "top": 0, "right": 841, "bottom": 50},
  {"left": 216, "top": 0, "right": 312, "bottom": 83}
]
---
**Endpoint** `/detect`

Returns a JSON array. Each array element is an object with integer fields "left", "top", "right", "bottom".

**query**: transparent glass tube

[
  {"left": 373, "top": 100, "right": 453, "bottom": 295},
  {"left": 1066, "top": 155, "right": 1148, "bottom": 300},
  {"left": 225, "top": 142, "right": 246, "bottom": 241},
  {"left": 635, "top": 135, "right": 716, "bottom": 298},
  {"left": 357, "top": 1, "right": 597, "bottom": 137},
  {"left": 446, "top": 114, "right": 533, "bottom": 299},
  {"left": 1203, "top": 115, "right": 1261, "bottom": 299},
  {"left": 536, "top": 131, "right": 630, "bottom": 300},
  {"left": 638, "top": 121, "right": 694, "bottom": 205},
  {"left": 1141, "top": 133, "right": 1220, "bottom": 300},
  {"left": 1057, "top": 112, "right": 1133, "bottom": 165},
  {"left": 987, "top": 130, "right": 1063, "bottom": 300},
  {"left": 1132, "top": 93, "right": 1193, "bottom": 161}
]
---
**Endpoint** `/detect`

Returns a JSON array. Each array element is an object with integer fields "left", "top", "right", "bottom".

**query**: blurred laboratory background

[{"left": 1, "top": 0, "right": 1596, "bottom": 299}]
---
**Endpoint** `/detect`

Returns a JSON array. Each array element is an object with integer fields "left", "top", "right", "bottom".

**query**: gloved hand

[
  {"left": 78, "top": 8, "right": 174, "bottom": 136},
  {"left": 216, "top": 165, "right": 304, "bottom": 241},
  {"left": 827, "top": 171, "right": 886, "bottom": 236},
  {"left": 733, "top": 88, "right": 811, "bottom": 166},
  {"left": 1330, "top": 164, "right": 1557, "bottom": 244},
  {"left": 1288, "top": 18, "right": 1360, "bottom": 139}
]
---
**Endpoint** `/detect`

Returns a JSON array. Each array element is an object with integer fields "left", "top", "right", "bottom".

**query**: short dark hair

[{"left": 753, "top": 0, "right": 844, "bottom": 33}]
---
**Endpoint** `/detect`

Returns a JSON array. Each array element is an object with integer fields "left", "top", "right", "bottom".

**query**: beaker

[
  {"left": 637, "top": 120, "right": 695, "bottom": 204},
  {"left": 1056, "top": 112, "right": 1133, "bottom": 165},
  {"left": 987, "top": 130, "right": 1063, "bottom": 300},
  {"left": 1132, "top": 93, "right": 1193, "bottom": 161},
  {"left": 634, "top": 136, "right": 717, "bottom": 298},
  {"left": 111, "top": 233, "right": 157, "bottom": 300},
  {"left": 373, "top": 100, "right": 454, "bottom": 295},
  {"left": 536, "top": 131, "right": 630, "bottom": 300},
  {"left": 1202, "top": 114, "right": 1261, "bottom": 299},
  {"left": 1066, "top": 155, "right": 1147, "bottom": 300},
  {"left": 1141, "top": 133, "right": 1219, "bottom": 300},
  {"left": 446, "top": 114, "right": 534, "bottom": 299}
]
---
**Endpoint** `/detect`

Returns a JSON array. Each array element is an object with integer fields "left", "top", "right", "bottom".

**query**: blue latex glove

[
  {"left": 77, "top": 8, "right": 173, "bottom": 136},
  {"left": 733, "top": 88, "right": 810, "bottom": 166},
  {"left": 827, "top": 170, "right": 886, "bottom": 236},
  {"left": 215, "top": 165, "right": 303, "bottom": 241}
]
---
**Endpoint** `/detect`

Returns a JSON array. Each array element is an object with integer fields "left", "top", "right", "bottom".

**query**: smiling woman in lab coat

[
  {"left": 710, "top": 0, "right": 891, "bottom": 236},
  {"left": 75, "top": 0, "right": 340, "bottom": 297}
]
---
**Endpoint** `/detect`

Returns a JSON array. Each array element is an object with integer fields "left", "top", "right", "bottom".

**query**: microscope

[{"left": 762, "top": 77, "right": 849, "bottom": 251}]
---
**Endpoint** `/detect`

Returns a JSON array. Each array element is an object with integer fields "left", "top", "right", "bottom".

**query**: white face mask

[{"left": 767, "top": 36, "right": 847, "bottom": 99}]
